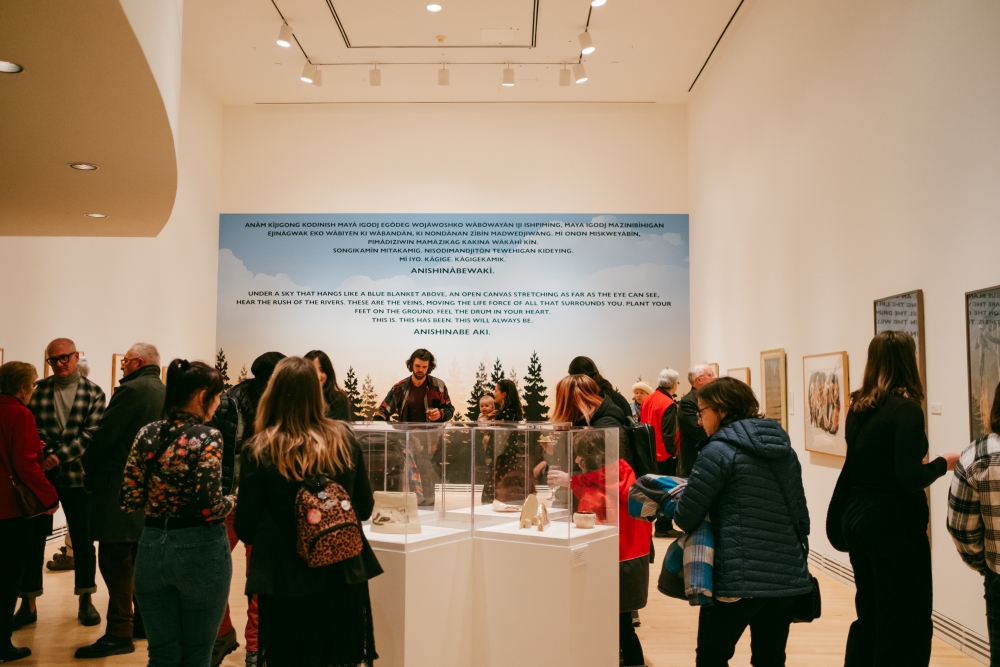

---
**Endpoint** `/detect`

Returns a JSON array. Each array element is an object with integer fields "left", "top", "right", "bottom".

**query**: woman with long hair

[
  {"left": 235, "top": 357, "right": 381, "bottom": 667},
  {"left": 480, "top": 378, "right": 533, "bottom": 504},
  {"left": 567, "top": 356, "right": 633, "bottom": 421},
  {"left": 493, "top": 378, "right": 523, "bottom": 423},
  {"left": 303, "top": 350, "right": 353, "bottom": 421},
  {"left": 548, "top": 374, "right": 650, "bottom": 667},
  {"left": 121, "top": 360, "right": 234, "bottom": 667},
  {"left": 828, "top": 331, "right": 959, "bottom": 667}
]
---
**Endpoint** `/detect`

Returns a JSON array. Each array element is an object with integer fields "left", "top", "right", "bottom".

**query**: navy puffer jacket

[{"left": 674, "top": 418, "right": 812, "bottom": 599}]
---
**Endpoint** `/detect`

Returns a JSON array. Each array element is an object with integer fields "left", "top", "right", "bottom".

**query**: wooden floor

[{"left": 11, "top": 537, "right": 983, "bottom": 666}]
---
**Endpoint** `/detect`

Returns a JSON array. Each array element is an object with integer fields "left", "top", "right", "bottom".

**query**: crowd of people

[{"left": 0, "top": 333, "right": 998, "bottom": 667}]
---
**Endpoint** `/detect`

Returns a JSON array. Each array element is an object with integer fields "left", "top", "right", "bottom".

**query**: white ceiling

[{"left": 185, "top": 0, "right": 742, "bottom": 103}]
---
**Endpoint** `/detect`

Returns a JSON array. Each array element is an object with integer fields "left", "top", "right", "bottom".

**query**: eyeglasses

[
  {"left": 121, "top": 357, "right": 139, "bottom": 366},
  {"left": 46, "top": 353, "right": 77, "bottom": 367}
]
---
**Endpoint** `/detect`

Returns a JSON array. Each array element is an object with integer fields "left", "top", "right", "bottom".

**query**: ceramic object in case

[
  {"left": 371, "top": 491, "right": 422, "bottom": 534},
  {"left": 573, "top": 512, "right": 596, "bottom": 529}
]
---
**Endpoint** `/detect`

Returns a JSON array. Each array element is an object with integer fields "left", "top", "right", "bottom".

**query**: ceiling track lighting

[
  {"left": 438, "top": 65, "right": 449, "bottom": 86},
  {"left": 300, "top": 62, "right": 315, "bottom": 84},
  {"left": 502, "top": 65, "right": 515, "bottom": 87},
  {"left": 370, "top": 65, "right": 381, "bottom": 86},
  {"left": 312, "top": 68, "right": 323, "bottom": 87},
  {"left": 578, "top": 31, "right": 595, "bottom": 55},
  {"left": 591, "top": 0, "right": 606, "bottom": 6},
  {"left": 559, "top": 67, "right": 570, "bottom": 86},
  {"left": 0, "top": 60, "right": 24, "bottom": 73},
  {"left": 573, "top": 63, "right": 588, "bottom": 84},
  {"left": 276, "top": 23, "right": 293, "bottom": 48},
  {"left": 69, "top": 163, "right": 99, "bottom": 170}
]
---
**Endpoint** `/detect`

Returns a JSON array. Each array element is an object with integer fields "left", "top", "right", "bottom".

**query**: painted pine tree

[
  {"left": 466, "top": 361, "right": 489, "bottom": 420},
  {"left": 490, "top": 358, "right": 505, "bottom": 386},
  {"left": 344, "top": 367, "right": 363, "bottom": 421},
  {"left": 236, "top": 365, "right": 248, "bottom": 385},
  {"left": 360, "top": 375, "right": 379, "bottom": 420},
  {"left": 215, "top": 349, "right": 231, "bottom": 390},
  {"left": 522, "top": 351, "right": 549, "bottom": 422},
  {"left": 508, "top": 367, "right": 518, "bottom": 388}
]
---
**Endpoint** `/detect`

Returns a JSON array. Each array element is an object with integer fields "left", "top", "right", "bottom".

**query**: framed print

[
  {"left": 0, "top": 349, "right": 4, "bottom": 365},
  {"left": 708, "top": 363, "right": 720, "bottom": 378},
  {"left": 760, "top": 349, "right": 788, "bottom": 430},
  {"left": 161, "top": 366, "right": 168, "bottom": 383},
  {"left": 111, "top": 353, "right": 127, "bottom": 393},
  {"left": 43, "top": 350, "right": 84, "bottom": 378},
  {"left": 727, "top": 367, "right": 751, "bottom": 385},
  {"left": 874, "top": 290, "right": 926, "bottom": 388},
  {"left": 967, "top": 285, "right": 1000, "bottom": 441},
  {"left": 802, "top": 352, "right": 849, "bottom": 456}
]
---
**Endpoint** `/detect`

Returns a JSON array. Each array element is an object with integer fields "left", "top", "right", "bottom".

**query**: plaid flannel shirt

[
  {"left": 947, "top": 433, "right": 1000, "bottom": 574},
  {"left": 29, "top": 375, "right": 106, "bottom": 488}
]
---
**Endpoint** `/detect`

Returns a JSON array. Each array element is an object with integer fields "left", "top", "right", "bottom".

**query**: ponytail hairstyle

[
  {"left": 494, "top": 378, "right": 523, "bottom": 422},
  {"left": 850, "top": 331, "right": 924, "bottom": 413},
  {"left": 163, "top": 359, "right": 223, "bottom": 420}
]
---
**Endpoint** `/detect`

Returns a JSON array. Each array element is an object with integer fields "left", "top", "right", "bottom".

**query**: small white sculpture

[{"left": 371, "top": 491, "right": 422, "bottom": 534}]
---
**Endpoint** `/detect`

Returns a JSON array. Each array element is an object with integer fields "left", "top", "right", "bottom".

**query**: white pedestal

[
  {"left": 366, "top": 526, "right": 473, "bottom": 667},
  {"left": 472, "top": 521, "right": 619, "bottom": 667}
]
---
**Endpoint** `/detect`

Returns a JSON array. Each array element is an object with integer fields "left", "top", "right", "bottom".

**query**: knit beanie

[{"left": 631, "top": 381, "right": 654, "bottom": 395}]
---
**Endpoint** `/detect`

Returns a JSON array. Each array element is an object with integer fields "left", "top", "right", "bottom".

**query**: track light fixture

[
  {"left": 300, "top": 62, "right": 315, "bottom": 84},
  {"left": 277, "top": 23, "right": 293, "bottom": 48},
  {"left": 578, "top": 31, "right": 595, "bottom": 55},
  {"left": 559, "top": 67, "right": 570, "bottom": 86},
  {"left": 370, "top": 65, "right": 381, "bottom": 86},
  {"left": 438, "top": 65, "right": 449, "bottom": 86},
  {"left": 573, "top": 63, "right": 587, "bottom": 83},
  {"left": 591, "top": 0, "right": 606, "bottom": 6},
  {"left": 312, "top": 68, "right": 323, "bottom": 87},
  {"left": 502, "top": 66, "right": 515, "bottom": 87}
]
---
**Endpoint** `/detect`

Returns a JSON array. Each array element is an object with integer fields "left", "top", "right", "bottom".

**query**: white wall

[
  {"left": 221, "top": 103, "right": 687, "bottom": 215},
  {"left": 688, "top": 0, "right": 1000, "bottom": 636},
  {"left": 0, "top": 64, "right": 222, "bottom": 397}
]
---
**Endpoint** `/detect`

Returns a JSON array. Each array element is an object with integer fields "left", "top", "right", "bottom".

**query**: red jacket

[
  {"left": 640, "top": 388, "right": 678, "bottom": 462},
  {"left": 0, "top": 395, "right": 59, "bottom": 519},
  {"left": 571, "top": 459, "right": 652, "bottom": 562}
]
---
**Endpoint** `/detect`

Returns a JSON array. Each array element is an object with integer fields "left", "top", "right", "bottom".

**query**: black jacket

[
  {"left": 677, "top": 389, "right": 708, "bottom": 476},
  {"left": 209, "top": 392, "right": 239, "bottom": 495},
  {"left": 235, "top": 435, "right": 383, "bottom": 597},
  {"left": 674, "top": 418, "right": 812, "bottom": 598},
  {"left": 577, "top": 396, "right": 630, "bottom": 430},
  {"left": 84, "top": 365, "right": 165, "bottom": 475}
]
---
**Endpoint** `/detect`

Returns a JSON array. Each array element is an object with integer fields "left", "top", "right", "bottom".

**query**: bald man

[{"left": 14, "top": 338, "right": 106, "bottom": 631}]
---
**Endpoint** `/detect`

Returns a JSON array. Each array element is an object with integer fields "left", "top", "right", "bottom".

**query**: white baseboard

[{"left": 808, "top": 549, "right": 991, "bottom": 665}]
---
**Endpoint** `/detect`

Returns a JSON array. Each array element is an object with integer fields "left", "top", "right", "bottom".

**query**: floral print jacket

[{"left": 120, "top": 413, "right": 235, "bottom": 521}]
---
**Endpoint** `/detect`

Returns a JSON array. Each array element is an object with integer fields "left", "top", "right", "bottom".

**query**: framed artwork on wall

[
  {"left": 43, "top": 350, "right": 85, "bottom": 378},
  {"left": 760, "top": 349, "right": 788, "bottom": 430},
  {"left": 727, "top": 367, "right": 751, "bottom": 385},
  {"left": 161, "top": 366, "right": 168, "bottom": 383},
  {"left": 966, "top": 285, "right": 1000, "bottom": 441},
  {"left": 802, "top": 352, "right": 849, "bottom": 456},
  {"left": 0, "top": 349, "right": 4, "bottom": 365},
  {"left": 708, "top": 363, "right": 720, "bottom": 378},
  {"left": 111, "top": 353, "right": 127, "bottom": 393},
  {"left": 874, "top": 290, "right": 926, "bottom": 388}
]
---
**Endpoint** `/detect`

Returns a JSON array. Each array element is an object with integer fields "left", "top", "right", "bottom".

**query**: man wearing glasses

[{"left": 13, "top": 338, "right": 106, "bottom": 631}]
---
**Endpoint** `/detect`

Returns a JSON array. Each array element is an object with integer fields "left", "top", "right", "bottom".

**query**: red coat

[
  {"left": 570, "top": 459, "right": 652, "bottom": 562},
  {"left": 640, "top": 388, "right": 678, "bottom": 462},
  {"left": 0, "top": 395, "right": 59, "bottom": 519}
]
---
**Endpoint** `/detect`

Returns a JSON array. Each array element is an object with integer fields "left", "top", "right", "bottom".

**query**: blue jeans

[{"left": 134, "top": 523, "right": 232, "bottom": 667}]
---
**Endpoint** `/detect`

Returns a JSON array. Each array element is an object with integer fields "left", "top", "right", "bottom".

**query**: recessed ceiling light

[
  {"left": 427, "top": 4, "right": 442, "bottom": 12},
  {"left": 578, "top": 31, "right": 595, "bottom": 55},
  {"left": 0, "top": 61, "right": 24, "bottom": 73},
  {"left": 84, "top": 213, "right": 107, "bottom": 218},
  {"left": 277, "top": 23, "right": 293, "bottom": 48},
  {"left": 69, "top": 163, "right": 99, "bottom": 171}
]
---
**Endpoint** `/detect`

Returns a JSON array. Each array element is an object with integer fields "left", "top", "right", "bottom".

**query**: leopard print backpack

[{"left": 295, "top": 475, "right": 363, "bottom": 568}]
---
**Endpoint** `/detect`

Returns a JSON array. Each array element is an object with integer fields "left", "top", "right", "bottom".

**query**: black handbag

[
  {"left": 1, "top": 444, "right": 50, "bottom": 519},
  {"left": 767, "top": 458, "right": 822, "bottom": 623}
]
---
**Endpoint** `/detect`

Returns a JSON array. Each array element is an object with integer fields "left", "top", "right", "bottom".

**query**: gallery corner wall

[
  {"left": 687, "top": 0, "right": 1000, "bottom": 641},
  {"left": 0, "top": 60, "right": 223, "bottom": 397}
]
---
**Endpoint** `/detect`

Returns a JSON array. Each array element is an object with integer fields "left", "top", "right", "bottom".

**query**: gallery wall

[
  {"left": 220, "top": 102, "right": 691, "bottom": 399},
  {"left": 687, "top": 0, "right": 1000, "bottom": 638},
  {"left": 0, "top": 62, "right": 222, "bottom": 397}
]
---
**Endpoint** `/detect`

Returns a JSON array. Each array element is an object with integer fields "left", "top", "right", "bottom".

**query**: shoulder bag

[
  {"left": 767, "top": 456, "right": 822, "bottom": 623},
  {"left": 0, "top": 438, "right": 50, "bottom": 519}
]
